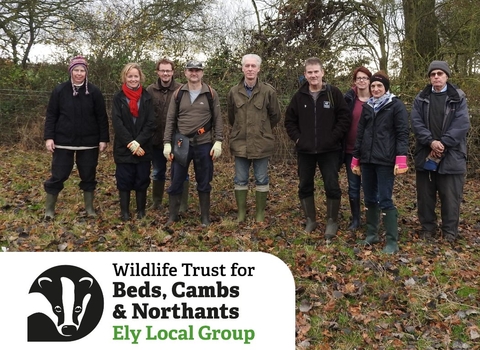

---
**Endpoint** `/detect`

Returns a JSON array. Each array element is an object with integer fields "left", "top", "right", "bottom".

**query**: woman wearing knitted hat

[
  {"left": 43, "top": 55, "right": 110, "bottom": 220},
  {"left": 351, "top": 71, "right": 409, "bottom": 253},
  {"left": 111, "top": 63, "right": 155, "bottom": 220}
]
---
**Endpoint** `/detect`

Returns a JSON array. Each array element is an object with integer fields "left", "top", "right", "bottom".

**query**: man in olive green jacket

[{"left": 227, "top": 54, "right": 281, "bottom": 223}]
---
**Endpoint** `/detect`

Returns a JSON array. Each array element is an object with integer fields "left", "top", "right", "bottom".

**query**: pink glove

[
  {"left": 351, "top": 157, "right": 361, "bottom": 176},
  {"left": 394, "top": 155, "right": 408, "bottom": 175}
]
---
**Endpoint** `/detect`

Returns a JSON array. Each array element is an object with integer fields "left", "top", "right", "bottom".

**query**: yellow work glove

[
  {"left": 210, "top": 141, "right": 222, "bottom": 161},
  {"left": 163, "top": 143, "right": 173, "bottom": 161},
  {"left": 134, "top": 146, "right": 145, "bottom": 156},
  {"left": 127, "top": 140, "right": 140, "bottom": 154}
]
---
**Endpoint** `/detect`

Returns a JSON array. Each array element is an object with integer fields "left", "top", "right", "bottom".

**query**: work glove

[
  {"left": 163, "top": 143, "right": 173, "bottom": 161},
  {"left": 351, "top": 157, "right": 361, "bottom": 176},
  {"left": 134, "top": 146, "right": 145, "bottom": 157},
  {"left": 394, "top": 155, "right": 408, "bottom": 175},
  {"left": 210, "top": 141, "right": 222, "bottom": 161},
  {"left": 127, "top": 140, "right": 140, "bottom": 154}
]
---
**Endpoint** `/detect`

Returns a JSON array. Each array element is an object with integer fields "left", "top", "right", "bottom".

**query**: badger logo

[{"left": 28, "top": 265, "right": 104, "bottom": 341}]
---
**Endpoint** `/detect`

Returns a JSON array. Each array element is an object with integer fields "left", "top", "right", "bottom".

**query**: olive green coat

[{"left": 227, "top": 78, "right": 281, "bottom": 159}]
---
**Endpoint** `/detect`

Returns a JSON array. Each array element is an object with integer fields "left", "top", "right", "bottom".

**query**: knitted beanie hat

[
  {"left": 68, "top": 55, "right": 89, "bottom": 96},
  {"left": 370, "top": 72, "right": 390, "bottom": 92},
  {"left": 427, "top": 60, "right": 451, "bottom": 78}
]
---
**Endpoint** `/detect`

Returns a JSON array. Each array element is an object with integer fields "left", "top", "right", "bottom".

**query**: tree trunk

[{"left": 402, "top": 0, "right": 438, "bottom": 79}]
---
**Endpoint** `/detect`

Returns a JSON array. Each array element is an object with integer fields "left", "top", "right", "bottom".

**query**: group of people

[
  {"left": 43, "top": 54, "right": 470, "bottom": 253},
  {"left": 285, "top": 58, "right": 469, "bottom": 253}
]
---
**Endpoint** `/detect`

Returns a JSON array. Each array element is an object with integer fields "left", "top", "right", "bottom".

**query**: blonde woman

[{"left": 111, "top": 63, "right": 155, "bottom": 220}]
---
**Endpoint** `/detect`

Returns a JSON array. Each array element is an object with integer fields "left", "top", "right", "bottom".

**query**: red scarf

[{"left": 122, "top": 83, "right": 142, "bottom": 117}]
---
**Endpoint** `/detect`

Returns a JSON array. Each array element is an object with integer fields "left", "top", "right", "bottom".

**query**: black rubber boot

[
  {"left": 300, "top": 196, "right": 317, "bottom": 233},
  {"left": 44, "top": 193, "right": 58, "bottom": 220},
  {"left": 166, "top": 194, "right": 182, "bottom": 225},
  {"left": 151, "top": 180, "right": 165, "bottom": 210},
  {"left": 136, "top": 190, "right": 147, "bottom": 219},
  {"left": 198, "top": 191, "right": 211, "bottom": 226},
  {"left": 359, "top": 204, "right": 380, "bottom": 245},
  {"left": 179, "top": 181, "right": 189, "bottom": 214},
  {"left": 324, "top": 198, "right": 340, "bottom": 239},
  {"left": 119, "top": 191, "right": 131, "bottom": 221},
  {"left": 347, "top": 197, "right": 361, "bottom": 230}
]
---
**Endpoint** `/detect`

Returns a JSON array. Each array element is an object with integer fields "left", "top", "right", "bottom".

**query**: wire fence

[
  {"left": 0, "top": 89, "right": 478, "bottom": 176},
  {"left": 0, "top": 89, "right": 296, "bottom": 163}
]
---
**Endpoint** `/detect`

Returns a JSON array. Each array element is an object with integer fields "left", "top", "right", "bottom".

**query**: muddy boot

[
  {"left": 198, "top": 191, "right": 211, "bottom": 226},
  {"left": 166, "top": 194, "right": 182, "bottom": 225},
  {"left": 44, "top": 193, "right": 58, "bottom": 220},
  {"left": 382, "top": 209, "right": 399, "bottom": 254},
  {"left": 300, "top": 196, "right": 317, "bottom": 233},
  {"left": 255, "top": 191, "right": 268, "bottom": 222},
  {"left": 179, "top": 181, "right": 189, "bottom": 214},
  {"left": 151, "top": 180, "right": 165, "bottom": 210},
  {"left": 136, "top": 190, "right": 147, "bottom": 219},
  {"left": 348, "top": 197, "right": 361, "bottom": 231},
  {"left": 324, "top": 198, "right": 340, "bottom": 239},
  {"left": 83, "top": 191, "right": 96, "bottom": 217},
  {"left": 119, "top": 191, "right": 131, "bottom": 221},
  {"left": 359, "top": 204, "right": 380, "bottom": 245},
  {"left": 235, "top": 190, "right": 248, "bottom": 222}
]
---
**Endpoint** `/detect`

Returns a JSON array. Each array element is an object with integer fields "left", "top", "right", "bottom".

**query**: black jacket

[
  {"left": 353, "top": 95, "right": 409, "bottom": 166},
  {"left": 285, "top": 82, "right": 351, "bottom": 154},
  {"left": 44, "top": 81, "right": 109, "bottom": 146},
  {"left": 111, "top": 88, "right": 155, "bottom": 164}
]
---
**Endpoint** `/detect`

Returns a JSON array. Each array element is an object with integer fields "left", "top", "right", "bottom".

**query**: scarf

[
  {"left": 367, "top": 92, "right": 393, "bottom": 113},
  {"left": 122, "top": 83, "right": 142, "bottom": 117}
]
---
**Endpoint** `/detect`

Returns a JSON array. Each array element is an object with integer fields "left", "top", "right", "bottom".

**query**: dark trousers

[
  {"left": 168, "top": 143, "right": 213, "bottom": 195},
  {"left": 416, "top": 170, "right": 465, "bottom": 236},
  {"left": 44, "top": 148, "right": 99, "bottom": 195},
  {"left": 152, "top": 146, "right": 167, "bottom": 182},
  {"left": 297, "top": 151, "right": 342, "bottom": 200},
  {"left": 115, "top": 162, "right": 151, "bottom": 191}
]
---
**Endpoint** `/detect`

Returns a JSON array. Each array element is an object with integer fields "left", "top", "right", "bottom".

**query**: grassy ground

[{"left": 1, "top": 148, "right": 479, "bottom": 349}]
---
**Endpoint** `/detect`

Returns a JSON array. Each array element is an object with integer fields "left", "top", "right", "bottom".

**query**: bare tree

[{"left": 0, "top": 0, "right": 89, "bottom": 68}]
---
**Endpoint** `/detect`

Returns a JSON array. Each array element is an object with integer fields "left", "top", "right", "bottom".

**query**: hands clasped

[{"left": 127, "top": 140, "right": 145, "bottom": 156}]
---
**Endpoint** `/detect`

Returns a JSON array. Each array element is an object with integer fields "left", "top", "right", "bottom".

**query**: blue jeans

[
  {"left": 344, "top": 153, "right": 361, "bottom": 199},
  {"left": 234, "top": 157, "right": 269, "bottom": 191},
  {"left": 297, "top": 151, "right": 342, "bottom": 200},
  {"left": 168, "top": 143, "right": 213, "bottom": 195},
  {"left": 361, "top": 163, "right": 395, "bottom": 210}
]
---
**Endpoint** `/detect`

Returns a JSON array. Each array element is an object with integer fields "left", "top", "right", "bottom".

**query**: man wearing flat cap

[
  {"left": 410, "top": 60, "right": 470, "bottom": 242},
  {"left": 163, "top": 60, "right": 223, "bottom": 226}
]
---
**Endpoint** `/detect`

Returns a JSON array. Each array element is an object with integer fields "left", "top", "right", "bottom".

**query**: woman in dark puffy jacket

[
  {"left": 111, "top": 63, "right": 155, "bottom": 220},
  {"left": 351, "top": 71, "right": 409, "bottom": 253}
]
